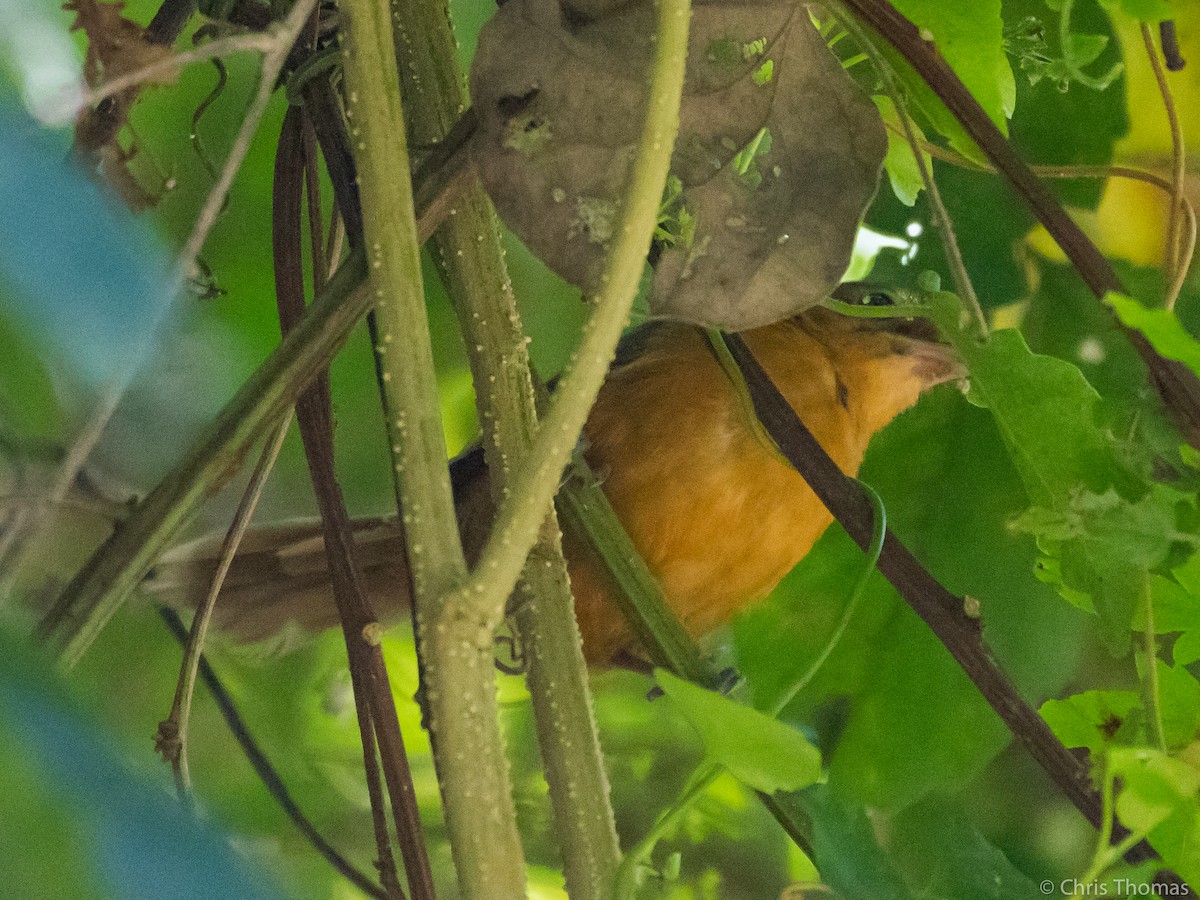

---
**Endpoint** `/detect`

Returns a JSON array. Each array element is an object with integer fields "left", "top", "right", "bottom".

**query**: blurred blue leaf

[
  {"left": 0, "top": 101, "right": 174, "bottom": 391},
  {"left": 0, "top": 631, "right": 283, "bottom": 900}
]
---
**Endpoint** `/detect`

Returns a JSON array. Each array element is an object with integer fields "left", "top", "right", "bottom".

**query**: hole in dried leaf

[{"left": 497, "top": 88, "right": 540, "bottom": 118}]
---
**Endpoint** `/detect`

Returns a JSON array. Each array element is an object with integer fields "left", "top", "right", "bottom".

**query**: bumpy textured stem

[
  {"left": 386, "top": 0, "right": 621, "bottom": 894},
  {"left": 337, "top": 0, "right": 532, "bottom": 896},
  {"left": 439, "top": 0, "right": 691, "bottom": 649}
]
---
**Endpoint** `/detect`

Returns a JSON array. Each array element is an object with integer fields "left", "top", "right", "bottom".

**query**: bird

[{"left": 143, "top": 300, "right": 963, "bottom": 667}]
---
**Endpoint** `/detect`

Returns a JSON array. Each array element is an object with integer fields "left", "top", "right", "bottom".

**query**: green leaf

[
  {"left": 1057, "top": 540, "right": 1143, "bottom": 652},
  {"left": 885, "top": 0, "right": 1014, "bottom": 161},
  {"left": 1066, "top": 33, "right": 1111, "bottom": 68},
  {"left": 655, "top": 669, "right": 822, "bottom": 793},
  {"left": 1174, "top": 630, "right": 1200, "bottom": 666},
  {"left": 1015, "top": 486, "right": 1180, "bottom": 649},
  {"left": 1041, "top": 690, "right": 1142, "bottom": 755},
  {"left": 1108, "top": 747, "right": 1200, "bottom": 885},
  {"left": 949, "top": 325, "right": 1166, "bottom": 650},
  {"left": 957, "top": 329, "right": 1131, "bottom": 507},
  {"left": 1145, "top": 573, "right": 1200, "bottom": 633},
  {"left": 1155, "top": 660, "right": 1200, "bottom": 750},
  {"left": 797, "top": 784, "right": 914, "bottom": 900},
  {"left": 829, "top": 608, "right": 1010, "bottom": 811},
  {"left": 889, "top": 797, "right": 1045, "bottom": 899},
  {"left": 1012, "top": 487, "right": 1175, "bottom": 561},
  {"left": 1106, "top": 293, "right": 1200, "bottom": 378},
  {"left": 1096, "top": 0, "right": 1174, "bottom": 22},
  {"left": 872, "top": 95, "right": 926, "bottom": 207}
]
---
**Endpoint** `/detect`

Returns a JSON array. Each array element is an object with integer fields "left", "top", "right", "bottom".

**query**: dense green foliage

[{"left": 1, "top": 0, "right": 1199, "bottom": 897}]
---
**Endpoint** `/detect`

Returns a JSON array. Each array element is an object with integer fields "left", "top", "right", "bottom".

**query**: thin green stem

[
  {"left": 769, "top": 482, "right": 885, "bottom": 716},
  {"left": 1139, "top": 22, "right": 1188, "bottom": 311},
  {"left": 557, "top": 460, "right": 720, "bottom": 686},
  {"left": 832, "top": 4, "right": 985, "bottom": 333},
  {"left": 896, "top": 130, "right": 1199, "bottom": 311},
  {"left": 1141, "top": 574, "right": 1168, "bottom": 753},
  {"left": 38, "top": 252, "right": 369, "bottom": 666},
  {"left": 704, "top": 328, "right": 790, "bottom": 466},
  {"left": 156, "top": 412, "right": 291, "bottom": 794},
  {"left": 1071, "top": 758, "right": 1150, "bottom": 899},
  {"left": 438, "top": 0, "right": 691, "bottom": 654},
  {"left": 614, "top": 764, "right": 723, "bottom": 899},
  {"left": 387, "top": 0, "right": 621, "bottom": 889}
]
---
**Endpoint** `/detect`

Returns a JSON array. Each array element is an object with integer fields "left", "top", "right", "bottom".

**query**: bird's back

[{"left": 145, "top": 308, "right": 957, "bottom": 664}]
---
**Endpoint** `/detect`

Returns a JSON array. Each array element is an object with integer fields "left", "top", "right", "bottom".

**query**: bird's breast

[{"left": 570, "top": 322, "right": 865, "bottom": 664}]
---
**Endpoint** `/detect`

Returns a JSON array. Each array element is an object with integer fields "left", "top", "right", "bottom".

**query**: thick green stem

[
  {"left": 338, "top": 0, "right": 466, "bottom": 600},
  {"left": 438, "top": 0, "right": 691, "bottom": 637},
  {"left": 557, "top": 467, "right": 718, "bottom": 686},
  {"left": 337, "top": 1, "right": 528, "bottom": 897},
  {"left": 387, "top": 0, "right": 620, "bottom": 893},
  {"left": 38, "top": 253, "right": 369, "bottom": 666}
]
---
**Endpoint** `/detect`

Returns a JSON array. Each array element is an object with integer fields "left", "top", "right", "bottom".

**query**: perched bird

[{"left": 144, "top": 302, "right": 962, "bottom": 666}]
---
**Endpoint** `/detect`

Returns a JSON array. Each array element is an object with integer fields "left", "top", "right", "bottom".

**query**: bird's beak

[
  {"left": 907, "top": 338, "right": 967, "bottom": 390},
  {"left": 860, "top": 313, "right": 967, "bottom": 390}
]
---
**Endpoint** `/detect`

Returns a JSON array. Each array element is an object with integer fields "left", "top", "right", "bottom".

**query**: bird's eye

[{"left": 861, "top": 292, "right": 895, "bottom": 307}]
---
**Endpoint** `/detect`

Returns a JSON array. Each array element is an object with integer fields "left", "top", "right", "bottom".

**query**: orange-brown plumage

[{"left": 146, "top": 306, "right": 960, "bottom": 666}]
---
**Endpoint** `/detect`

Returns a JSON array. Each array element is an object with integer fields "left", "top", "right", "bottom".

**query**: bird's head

[{"left": 788, "top": 289, "right": 965, "bottom": 438}]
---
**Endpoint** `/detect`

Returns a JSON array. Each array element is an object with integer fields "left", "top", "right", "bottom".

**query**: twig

[
  {"left": 1141, "top": 575, "right": 1168, "bottom": 754},
  {"left": 347, "top": 677, "right": 407, "bottom": 900},
  {"left": 1140, "top": 23, "right": 1188, "bottom": 311},
  {"left": 155, "top": 412, "right": 291, "bottom": 793},
  {"left": 72, "top": 33, "right": 278, "bottom": 116},
  {"left": 36, "top": 247, "right": 368, "bottom": 664},
  {"left": 34, "top": 0, "right": 321, "bottom": 658},
  {"left": 2, "top": 0, "right": 302, "bottom": 589},
  {"left": 37, "top": 102, "right": 475, "bottom": 666},
  {"left": 891, "top": 130, "right": 1198, "bottom": 311},
  {"left": 176, "top": 0, "right": 318, "bottom": 284},
  {"left": 721, "top": 331, "right": 1170, "bottom": 873},
  {"left": 274, "top": 102, "right": 429, "bottom": 900},
  {"left": 155, "top": 607, "right": 389, "bottom": 900},
  {"left": 834, "top": 7, "right": 985, "bottom": 333},
  {"left": 838, "top": 0, "right": 1200, "bottom": 449}
]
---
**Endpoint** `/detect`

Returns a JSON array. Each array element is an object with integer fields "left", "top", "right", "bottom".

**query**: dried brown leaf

[
  {"left": 470, "top": 0, "right": 885, "bottom": 330},
  {"left": 66, "top": 0, "right": 173, "bottom": 210},
  {"left": 64, "top": 0, "right": 176, "bottom": 87}
]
